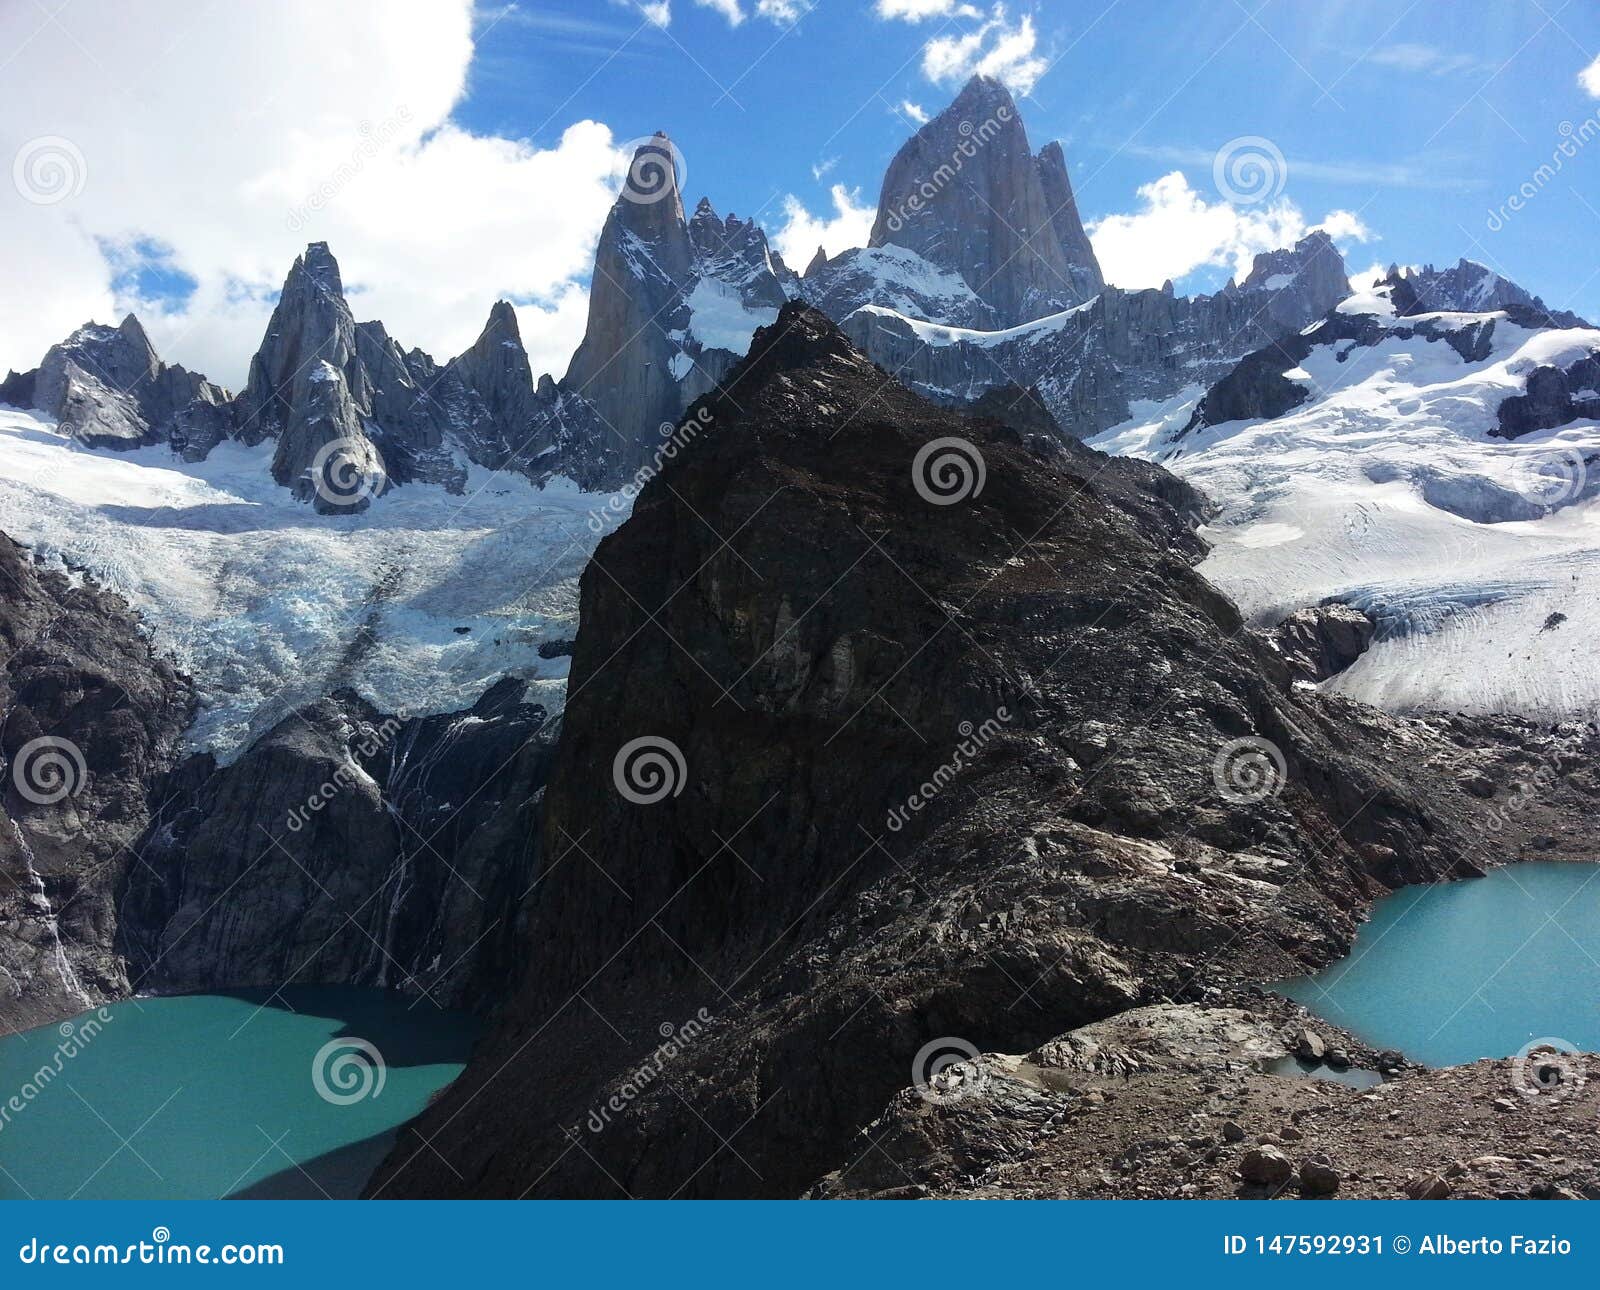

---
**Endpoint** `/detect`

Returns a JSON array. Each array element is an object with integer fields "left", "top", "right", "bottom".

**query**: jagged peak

[
  {"left": 291, "top": 241, "right": 345, "bottom": 297},
  {"left": 803, "top": 246, "right": 828, "bottom": 278},
  {"left": 486, "top": 299, "right": 521, "bottom": 335},
  {"left": 948, "top": 72, "right": 1017, "bottom": 117}
]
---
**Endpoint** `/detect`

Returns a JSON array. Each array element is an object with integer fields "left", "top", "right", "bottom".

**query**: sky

[{"left": 2, "top": 0, "right": 1598, "bottom": 390}]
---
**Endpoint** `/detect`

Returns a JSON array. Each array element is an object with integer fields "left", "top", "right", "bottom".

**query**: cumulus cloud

[
  {"left": 694, "top": 0, "right": 745, "bottom": 24},
  {"left": 772, "top": 184, "right": 876, "bottom": 266},
  {"left": 0, "top": 0, "right": 627, "bottom": 386},
  {"left": 1581, "top": 54, "right": 1600, "bottom": 98},
  {"left": 921, "top": 5, "right": 1049, "bottom": 94},
  {"left": 876, "top": 0, "right": 982, "bottom": 18},
  {"left": 898, "top": 100, "right": 931, "bottom": 125},
  {"left": 1086, "top": 171, "right": 1374, "bottom": 289}
]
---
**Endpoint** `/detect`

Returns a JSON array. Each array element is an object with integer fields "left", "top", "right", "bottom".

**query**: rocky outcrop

[
  {"left": 839, "top": 232, "right": 1351, "bottom": 441},
  {"left": 1265, "top": 604, "right": 1376, "bottom": 685},
  {"left": 0, "top": 534, "right": 193, "bottom": 1032},
  {"left": 868, "top": 75, "right": 1103, "bottom": 325},
  {"left": 369, "top": 306, "right": 1499, "bottom": 1200},
  {"left": 119, "top": 679, "right": 556, "bottom": 1011},
  {"left": 801, "top": 244, "right": 1000, "bottom": 331},
  {"left": 1495, "top": 351, "right": 1600, "bottom": 439},
  {"left": 1388, "top": 259, "right": 1589, "bottom": 329},
  {"left": 811, "top": 1002, "right": 1600, "bottom": 1199},
  {"left": 19, "top": 314, "right": 232, "bottom": 453}
]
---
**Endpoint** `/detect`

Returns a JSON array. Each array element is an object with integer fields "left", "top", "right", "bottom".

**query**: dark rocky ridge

[
  {"left": 368, "top": 305, "right": 1514, "bottom": 1199},
  {"left": 0, "top": 534, "right": 193, "bottom": 1030},
  {"left": 118, "top": 680, "right": 556, "bottom": 1010}
]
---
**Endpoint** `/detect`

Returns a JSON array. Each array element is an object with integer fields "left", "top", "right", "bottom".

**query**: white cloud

[
  {"left": 772, "top": 184, "right": 875, "bottom": 266},
  {"left": 921, "top": 5, "right": 1048, "bottom": 94},
  {"left": 898, "top": 100, "right": 931, "bottom": 125},
  {"left": 694, "top": 0, "right": 745, "bottom": 25},
  {"left": 0, "top": 0, "right": 625, "bottom": 386},
  {"left": 1581, "top": 54, "right": 1600, "bottom": 98},
  {"left": 1365, "top": 43, "right": 1491, "bottom": 77},
  {"left": 756, "top": 0, "right": 815, "bottom": 20},
  {"left": 876, "top": 0, "right": 981, "bottom": 19},
  {"left": 1085, "top": 171, "right": 1374, "bottom": 289},
  {"left": 811, "top": 157, "right": 839, "bottom": 181}
]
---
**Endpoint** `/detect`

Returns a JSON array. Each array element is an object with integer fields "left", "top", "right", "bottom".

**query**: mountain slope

[{"left": 368, "top": 305, "right": 1504, "bottom": 1200}]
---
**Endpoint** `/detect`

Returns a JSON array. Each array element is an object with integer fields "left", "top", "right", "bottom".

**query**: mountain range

[{"left": 1, "top": 73, "right": 1599, "bottom": 1199}]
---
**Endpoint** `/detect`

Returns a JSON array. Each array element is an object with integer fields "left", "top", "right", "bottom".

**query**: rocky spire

[
  {"left": 563, "top": 134, "right": 696, "bottom": 472},
  {"left": 236, "top": 241, "right": 367, "bottom": 445},
  {"left": 803, "top": 246, "right": 828, "bottom": 279},
  {"left": 1034, "top": 140, "right": 1104, "bottom": 299},
  {"left": 449, "top": 300, "right": 534, "bottom": 431},
  {"left": 867, "top": 74, "right": 1099, "bottom": 325}
]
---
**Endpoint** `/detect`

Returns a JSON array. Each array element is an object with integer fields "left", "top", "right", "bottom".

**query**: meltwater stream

[
  {"left": 0, "top": 988, "right": 479, "bottom": 1199},
  {"left": 1276, "top": 862, "right": 1600, "bottom": 1066}
]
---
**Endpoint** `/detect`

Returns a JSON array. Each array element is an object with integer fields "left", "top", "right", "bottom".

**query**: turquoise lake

[
  {"left": 1277, "top": 861, "right": 1600, "bottom": 1066},
  {"left": 0, "top": 988, "right": 479, "bottom": 1200}
]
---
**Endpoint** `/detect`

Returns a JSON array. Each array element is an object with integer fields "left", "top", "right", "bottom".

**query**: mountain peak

[{"left": 296, "top": 241, "right": 345, "bottom": 295}]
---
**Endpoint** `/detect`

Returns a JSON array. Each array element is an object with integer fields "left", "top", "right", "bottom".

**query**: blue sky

[
  {"left": 3, "top": 1, "right": 1597, "bottom": 388},
  {"left": 466, "top": 0, "right": 1600, "bottom": 311}
]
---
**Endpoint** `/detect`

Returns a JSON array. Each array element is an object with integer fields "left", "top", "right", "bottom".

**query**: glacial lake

[
  {"left": 1276, "top": 862, "right": 1600, "bottom": 1066},
  {"left": 0, "top": 988, "right": 479, "bottom": 1199}
]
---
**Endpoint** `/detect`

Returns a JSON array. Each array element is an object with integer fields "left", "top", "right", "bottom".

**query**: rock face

[
  {"left": 1388, "top": 259, "right": 1589, "bottom": 329},
  {"left": 118, "top": 679, "right": 556, "bottom": 1010},
  {"left": 369, "top": 306, "right": 1494, "bottom": 1200},
  {"left": 868, "top": 75, "right": 1103, "bottom": 325},
  {"left": 838, "top": 232, "right": 1351, "bottom": 440},
  {"left": 27, "top": 315, "right": 232, "bottom": 453},
  {"left": 0, "top": 534, "right": 193, "bottom": 1031},
  {"left": 553, "top": 137, "right": 798, "bottom": 481}
]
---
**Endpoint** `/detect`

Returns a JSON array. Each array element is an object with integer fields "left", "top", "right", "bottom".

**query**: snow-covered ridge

[
  {"left": 0, "top": 405, "right": 617, "bottom": 761},
  {"left": 1094, "top": 289, "right": 1600, "bottom": 718}
]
